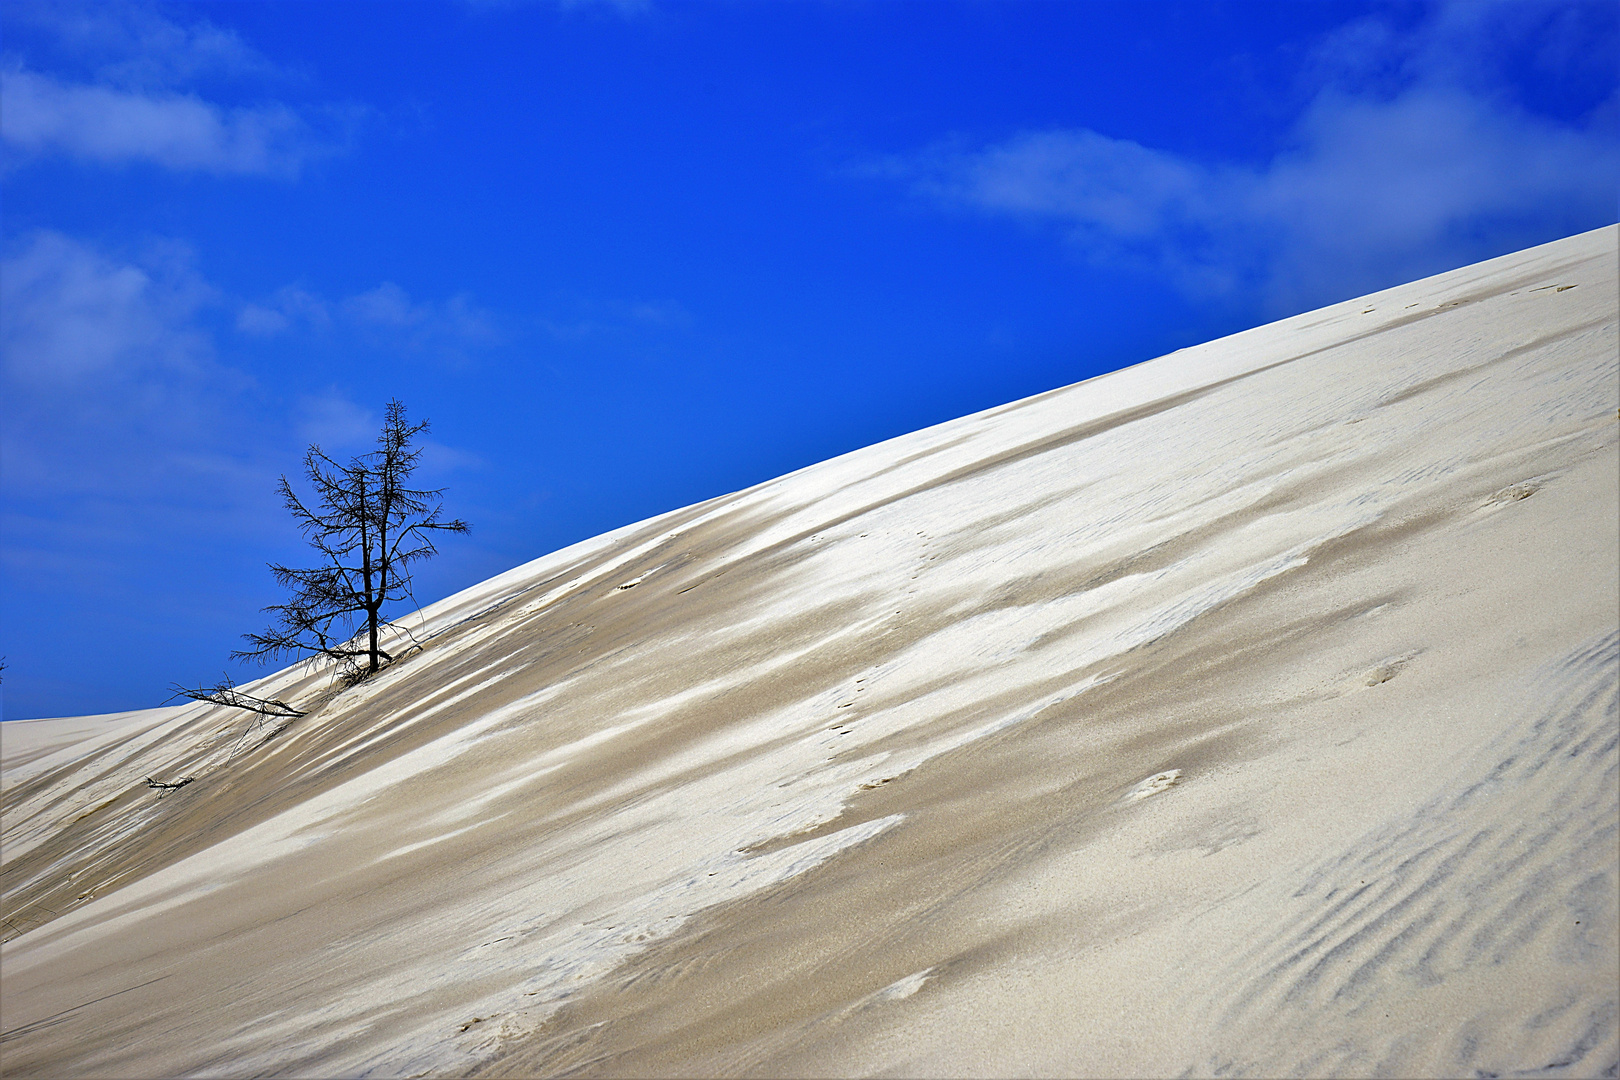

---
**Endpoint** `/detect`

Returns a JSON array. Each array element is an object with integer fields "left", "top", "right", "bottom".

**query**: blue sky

[{"left": 2, "top": 0, "right": 1615, "bottom": 720}]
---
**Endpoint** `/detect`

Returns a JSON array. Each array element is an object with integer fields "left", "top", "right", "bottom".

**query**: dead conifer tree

[{"left": 234, "top": 400, "right": 469, "bottom": 679}]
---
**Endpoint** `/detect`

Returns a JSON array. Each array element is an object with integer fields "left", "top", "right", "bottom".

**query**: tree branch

[{"left": 167, "top": 674, "right": 306, "bottom": 718}]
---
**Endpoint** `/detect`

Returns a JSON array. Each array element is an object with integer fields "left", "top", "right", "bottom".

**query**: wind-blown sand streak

[{"left": 2, "top": 226, "right": 1615, "bottom": 1078}]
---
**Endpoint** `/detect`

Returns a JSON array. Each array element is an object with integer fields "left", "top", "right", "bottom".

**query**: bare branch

[{"left": 167, "top": 673, "right": 306, "bottom": 718}]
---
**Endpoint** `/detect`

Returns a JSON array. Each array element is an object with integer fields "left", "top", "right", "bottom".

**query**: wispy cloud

[
  {"left": 883, "top": 1, "right": 1619, "bottom": 312},
  {"left": 236, "top": 281, "right": 501, "bottom": 362},
  {"left": 462, "top": 0, "right": 653, "bottom": 15},
  {"left": 2, "top": 229, "right": 216, "bottom": 390},
  {"left": 0, "top": 230, "right": 278, "bottom": 652},
  {"left": 294, "top": 390, "right": 378, "bottom": 450},
  {"left": 4, "top": 0, "right": 281, "bottom": 87},
  {"left": 236, "top": 285, "right": 329, "bottom": 336},
  {"left": 1, "top": 232, "right": 256, "bottom": 505},
  {"left": 1, "top": 67, "right": 326, "bottom": 176},
  {"left": 343, "top": 282, "right": 496, "bottom": 343},
  {"left": 530, "top": 293, "right": 694, "bottom": 342},
  {"left": 0, "top": 2, "right": 351, "bottom": 176},
  {"left": 292, "top": 390, "right": 484, "bottom": 481}
]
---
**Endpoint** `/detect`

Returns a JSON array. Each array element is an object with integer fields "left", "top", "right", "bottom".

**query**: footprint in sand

[
  {"left": 1483, "top": 480, "right": 1541, "bottom": 507},
  {"left": 1358, "top": 651, "right": 1421, "bottom": 689},
  {"left": 1128, "top": 769, "right": 1182, "bottom": 801}
]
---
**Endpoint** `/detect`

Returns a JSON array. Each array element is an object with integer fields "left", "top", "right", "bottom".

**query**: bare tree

[{"left": 234, "top": 400, "right": 469, "bottom": 679}]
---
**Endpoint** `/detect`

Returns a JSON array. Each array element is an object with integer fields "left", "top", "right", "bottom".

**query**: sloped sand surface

[{"left": 2, "top": 227, "right": 1615, "bottom": 1078}]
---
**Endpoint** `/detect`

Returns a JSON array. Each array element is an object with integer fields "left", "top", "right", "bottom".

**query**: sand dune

[{"left": 2, "top": 226, "right": 1615, "bottom": 1078}]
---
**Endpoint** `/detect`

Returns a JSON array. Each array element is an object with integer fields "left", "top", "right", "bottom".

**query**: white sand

[{"left": 2, "top": 226, "right": 1615, "bottom": 1078}]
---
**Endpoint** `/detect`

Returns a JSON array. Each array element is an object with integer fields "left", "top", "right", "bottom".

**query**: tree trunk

[{"left": 358, "top": 473, "right": 379, "bottom": 673}]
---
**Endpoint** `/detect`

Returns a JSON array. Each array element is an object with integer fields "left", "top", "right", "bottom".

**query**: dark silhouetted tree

[{"left": 234, "top": 400, "right": 469, "bottom": 679}]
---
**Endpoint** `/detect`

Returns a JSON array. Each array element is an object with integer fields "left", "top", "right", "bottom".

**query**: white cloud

[
  {"left": 559, "top": 0, "right": 652, "bottom": 12},
  {"left": 463, "top": 0, "right": 652, "bottom": 14},
  {"left": 531, "top": 294, "right": 695, "bottom": 341},
  {"left": 417, "top": 440, "right": 485, "bottom": 480},
  {"left": 343, "top": 282, "right": 422, "bottom": 328},
  {"left": 888, "top": 2, "right": 1619, "bottom": 312},
  {"left": 5, "top": 0, "right": 279, "bottom": 88},
  {"left": 1304, "top": 0, "right": 1618, "bottom": 100},
  {"left": 627, "top": 299, "right": 693, "bottom": 327},
  {"left": 1, "top": 66, "right": 320, "bottom": 176},
  {"left": 237, "top": 285, "right": 330, "bottom": 336},
  {"left": 295, "top": 391, "right": 377, "bottom": 449},
  {"left": 234, "top": 281, "right": 497, "bottom": 356},
  {"left": 236, "top": 303, "right": 291, "bottom": 336},
  {"left": 291, "top": 392, "right": 482, "bottom": 480},
  {"left": 1258, "top": 88, "right": 1616, "bottom": 301},
  {"left": 342, "top": 283, "right": 501, "bottom": 352},
  {"left": 0, "top": 230, "right": 275, "bottom": 617},
  {"left": 1, "top": 230, "right": 214, "bottom": 387},
  {"left": 1, "top": 3, "right": 350, "bottom": 176}
]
